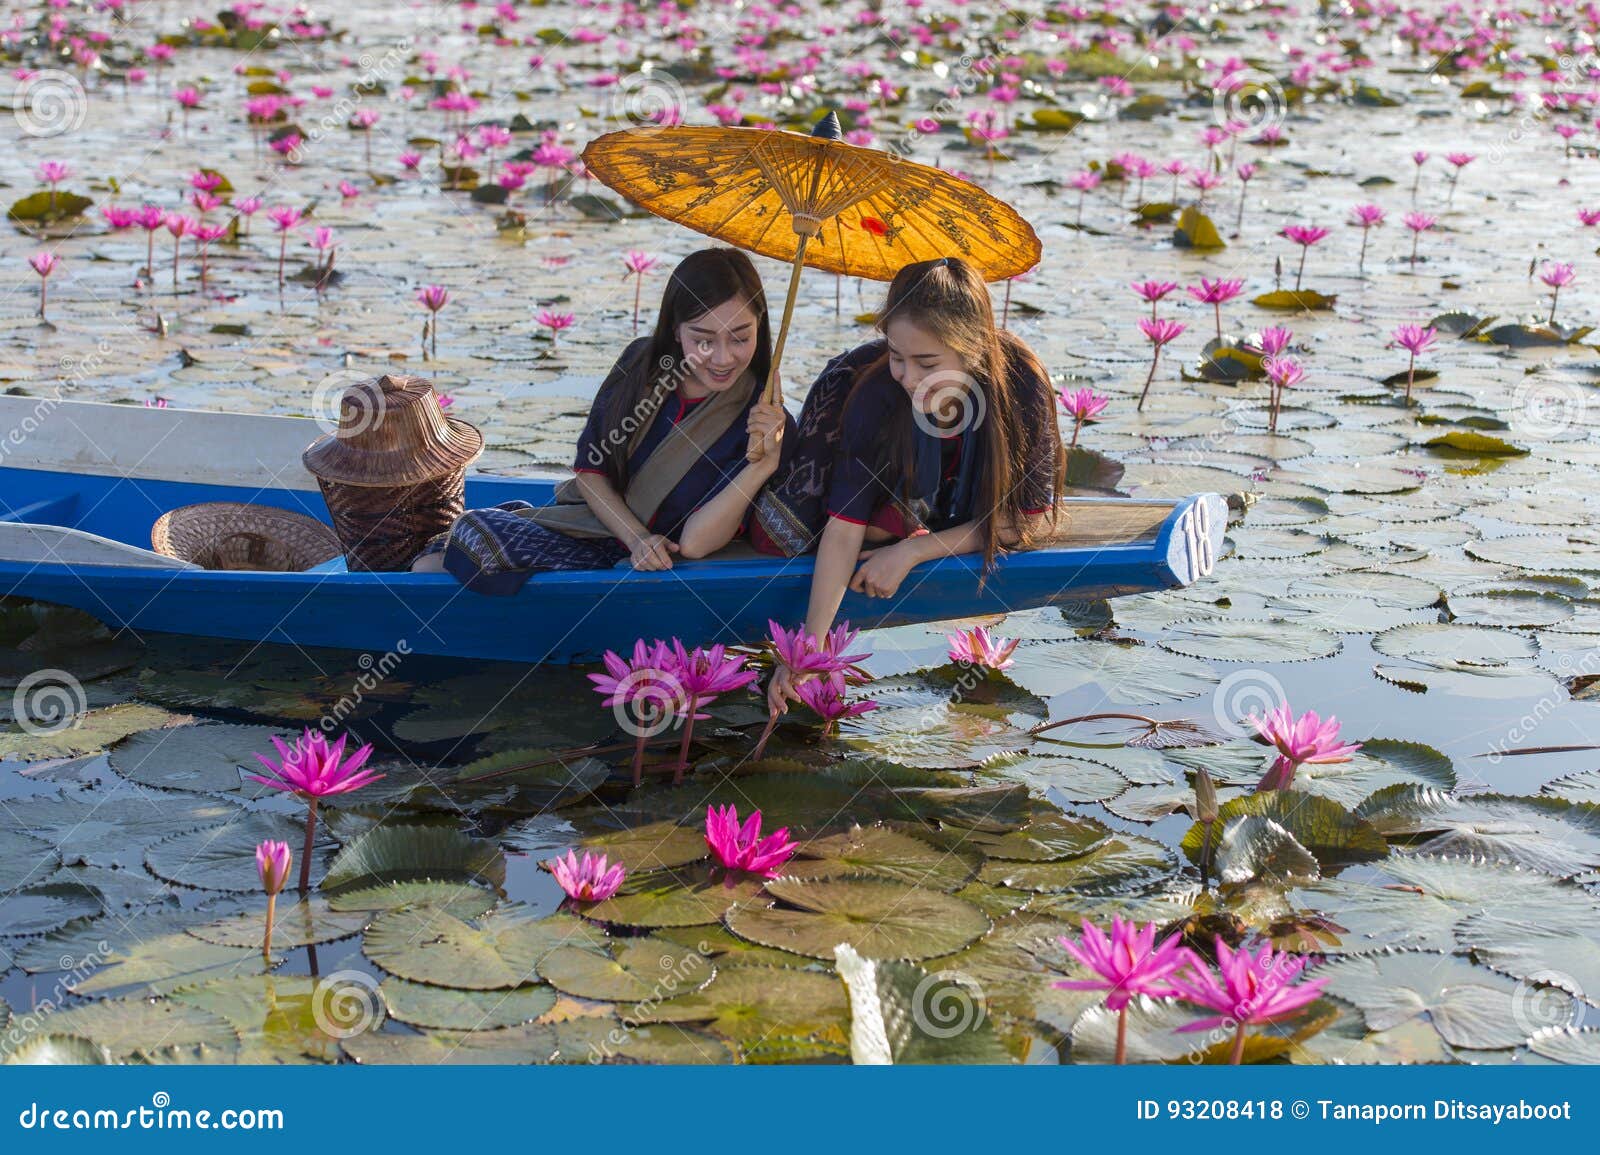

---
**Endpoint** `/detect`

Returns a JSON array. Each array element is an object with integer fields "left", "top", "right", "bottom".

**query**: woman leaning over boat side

[
  {"left": 757, "top": 255, "right": 1065, "bottom": 713},
  {"left": 411, "top": 247, "right": 796, "bottom": 593}
]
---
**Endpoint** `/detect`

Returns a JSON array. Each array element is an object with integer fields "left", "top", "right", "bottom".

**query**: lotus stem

[
  {"left": 631, "top": 726, "right": 647, "bottom": 787},
  {"left": 262, "top": 892, "right": 276, "bottom": 963},
  {"left": 672, "top": 692, "right": 700, "bottom": 785},
  {"left": 1115, "top": 1006, "right": 1128, "bottom": 1065},
  {"left": 1229, "top": 1024, "right": 1247, "bottom": 1065},
  {"left": 1549, "top": 288, "right": 1560, "bottom": 326},
  {"left": 278, "top": 233, "right": 287, "bottom": 287},
  {"left": 1137, "top": 349, "right": 1161, "bottom": 411},
  {"left": 1405, "top": 352, "right": 1416, "bottom": 406},
  {"left": 297, "top": 797, "right": 317, "bottom": 896},
  {"left": 1030, "top": 711, "right": 1160, "bottom": 736},
  {"left": 1068, "top": 417, "right": 1082, "bottom": 453},
  {"left": 1294, "top": 248, "right": 1307, "bottom": 292},
  {"left": 752, "top": 710, "right": 781, "bottom": 760},
  {"left": 1358, "top": 228, "right": 1369, "bottom": 273}
]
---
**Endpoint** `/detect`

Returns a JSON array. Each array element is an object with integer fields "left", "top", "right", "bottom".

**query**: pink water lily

[
  {"left": 1053, "top": 917, "right": 1188, "bottom": 1064},
  {"left": 1058, "top": 387, "right": 1109, "bottom": 450},
  {"left": 1131, "top": 280, "right": 1179, "bottom": 319},
  {"left": 417, "top": 284, "right": 449, "bottom": 357},
  {"left": 589, "top": 638, "right": 686, "bottom": 786},
  {"left": 667, "top": 641, "right": 759, "bottom": 782},
  {"left": 622, "top": 250, "right": 658, "bottom": 333},
  {"left": 537, "top": 309, "right": 575, "bottom": 349},
  {"left": 1402, "top": 211, "right": 1435, "bottom": 263},
  {"left": 1443, "top": 151, "right": 1475, "bottom": 206},
  {"left": 1249, "top": 701, "right": 1361, "bottom": 792},
  {"left": 793, "top": 672, "right": 878, "bottom": 735},
  {"left": 1262, "top": 355, "right": 1304, "bottom": 434},
  {"left": 547, "top": 850, "right": 626, "bottom": 903},
  {"left": 267, "top": 204, "right": 303, "bottom": 286},
  {"left": 1391, "top": 323, "right": 1438, "bottom": 405},
  {"left": 1540, "top": 261, "right": 1576, "bottom": 325},
  {"left": 1136, "top": 317, "right": 1186, "bottom": 411},
  {"left": 28, "top": 251, "right": 58, "bottom": 319},
  {"left": 1255, "top": 326, "right": 1292, "bottom": 358},
  {"left": 1169, "top": 939, "right": 1330, "bottom": 1064},
  {"left": 250, "top": 729, "right": 382, "bottom": 894},
  {"left": 767, "top": 619, "right": 871, "bottom": 677},
  {"left": 704, "top": 804, "right": 796, "bottom": 877},
  {"left": 1279, "top": 224, "right": 1328, "bottom": 291},
  {"left": 255, "top": 839, "right": 292, "bottom": 963},
  {"left": 1187, "top": 277, "right": 1244, "bottom": 342},
  {"left": 947, "top": 625, "right": 1020, "bottom": 670},
  {"left": 1349, "top": 204, "right": 1385, "bottom": 271}
]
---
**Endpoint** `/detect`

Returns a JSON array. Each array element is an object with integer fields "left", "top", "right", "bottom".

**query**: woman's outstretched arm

[{"left": 571, "top": 472, "right": 677, "bottom": 570}]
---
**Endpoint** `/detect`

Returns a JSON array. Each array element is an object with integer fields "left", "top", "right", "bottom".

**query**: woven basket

[
  {"left": 316, "top": 471, "right": 467, "bottom": 572},
  {"left": 302, "top": 374, "right": 483, "bottom": 571},
  {"left": 152, "top": 503, "right": 344, "bottom": 572}
]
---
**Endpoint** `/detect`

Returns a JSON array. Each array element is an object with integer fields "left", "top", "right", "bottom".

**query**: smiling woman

[{"left": 412, "top": 248, "right": 797, "bottom": 593}]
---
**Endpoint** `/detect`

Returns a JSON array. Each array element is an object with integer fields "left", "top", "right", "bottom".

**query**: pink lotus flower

[
  {"left": 250, "top": 729, "right": 382, "bottom": 894},
  {"left": 589, "top": 638, "right": 686, "bottom": 786},
  {"left": 622, "top": 250, "right": 658, "bottom": 333},
  {"left": 1443, "top": 152, "right": 1474, "bottom": 206},
  {"left": 101, "top": 205, "right": 137, "bottom": 230},
  {"left": 1540, "top": 261, "right": 1576, "bottom": 325},
  {"left": 667, "top": 641, "right": 759, "bottom": 780},
  {"left": 768, "top": 620, "right": 870, "bottom": 677},
  {"left": 144, "top": 397, "right": 169, "bottom": 408},
  {"left": 1249, "top": 701, "right": 1361, "bottom": 791},
  {"left": 947, "top": 625, "right": 1019, "bottom": 670},
  {"left": 417, "top": 284, "right": 448, "bottom": 312},
  {"left": 1579, "top": 208, "right": 1600, "bottom": 228},
  {"left": 794, "top": 673, "right": 877, "bottom": 733},
  {"left": 1391, "top": 323, "right": 1438, "bottom": 405},
  {"left": 1131, "top": 279, "right": 1179, "bottom": 319},
  {"left": 547, "top": 850, "right": 625, "bottom": 903},
  {"left": 269, "top": 132, "right": 302, "bottom": 159},
  {"left": 1349, "top": 203, "right": 1385, "bottom": 271},
  {"left": 399, "top": 151, "right": 423, "bottom": 171},
  {"left": 1261, "top": 355, "right": 1304, "bottom": 434},
  {"left": 1058, "top": 386, "right": 1109, "bottom": 450},
  {"left": 537, "top": 310, "right": 574, "bottom": 349},
  {"left": 704, "top": 804, "right": 796, "bottom": 877},
  {"left": 1279, "top": 225, "right": 1328, "bottom": 290},
  {"left": 1136, "top": 317, "right": 1186, "bottom": 411},
  {"left": 1068, "top": 170, "right": 1099, "bottom": 226},
  {"left": 28, "top": 251, "right": 58, "bottom": 319},
  {"left": 1402, "top": 211, "right": 1435, "bottom": 263},
  {"left": 255, "top": 838, "right": 292, "bottom": 962},
  {"left": 1169, "top": 939, "right": 1330, "bottom": 1063},
  {"left": 1255, "top": 326, "right": 1293, "bottom": 357},
  {"left": 1054, "top": 917, "right": 1188, "bottom": 1063},
  {"left": 1187, "top": 276, "right": 1244, "bottom": 341}
]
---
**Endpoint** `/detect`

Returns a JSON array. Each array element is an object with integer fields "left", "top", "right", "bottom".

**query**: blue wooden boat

[{"left": 0, "top": 397, "right": 1227, "bottom": 665}]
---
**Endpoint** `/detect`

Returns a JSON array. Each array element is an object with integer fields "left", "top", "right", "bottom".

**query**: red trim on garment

[
  {"left": 826, "top": 510, "right": 869, "bottom": 526},
  {"left": 573, "top": 467, "right": 605, "bottom": 475}
]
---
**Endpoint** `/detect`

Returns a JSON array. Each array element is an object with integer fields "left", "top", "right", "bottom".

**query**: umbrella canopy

[
  {"left": 581, "top": 115, "right": 1041, "bottom": 283},
  {"left": 580, "top": 111, "right": 1041, "bottom": 458}
]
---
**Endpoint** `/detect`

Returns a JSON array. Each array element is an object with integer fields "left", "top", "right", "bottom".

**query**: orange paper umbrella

[{"left": 581, "top": 111, "right": 1041, "bottom": 459}]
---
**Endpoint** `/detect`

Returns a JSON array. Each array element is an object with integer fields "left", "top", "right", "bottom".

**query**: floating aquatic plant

[
  {"left": 248, "top": 729, "right": 383, "bottom": 895},
  {"left": 1053, "top": 917, "right": 1187, "bottom": 1065},
  {"left": 1058, "top": 387, "right": 1109, "bottom": 451},
  {"left": 547, "top": 850, "right": 625, "bottom": 903},
  {"left": 1169, "top": 939, "right": 1330, "bottom": 1064},
  {"left": 1136, "top": 317, "right": 1185, "bottom": 411},
  {"left": 1250, "top": 702, "right": 1362, "bottom": 792},
  {"left": 254, "top": 839, "right": 291, "bottom": 963}
]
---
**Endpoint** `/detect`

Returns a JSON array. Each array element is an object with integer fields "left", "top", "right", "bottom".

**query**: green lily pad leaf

[
  {"left": 380, "top": 976, "right": 556, "bottom": 1031},
  {"left": 1356, "top": 786, "right": 1600, "bottom": 877},
  {"left": 1072, "top": 994, "right": 1330, "bottom": 1063},
  {"left": 1466, "top": 536, "right": 1600, "bottom": 573},
  {"left": 1373, "top": 663, "right": 1555, "bottom": 699},
  {"left": 1287, "top": 876, "right": 1459, "bottom": 956},
  {"left": 70, "top": 930, "right": 269, "bottom": 998},
  {"left": 1424, "top": 431, "right": 1528, "bottom": 456},
  {"left": 1266, "top": 595, "right": 1430, "bottom": 633},
  {"left": 1253, "top": 289, "right": 1337, "bottom": 310},
  {"left": 1543, "top": 770, "right": 1600, "bottom": 805},
  {"left": 551, "top": 1017, "right": 734, "bottom": 1064},
  {"left": 1371, "top": 622, "right": 1537, "bottom": 669},
  {"left": 1319, "top": 951, "right": 1563, "bottom": 1049},
  {"left": 393, "top": 670, "right": 612, "bottom": 748},
  {"left": 1006, "top": 638, "right": 1219, "bottom": 705},
  {"left": 109, "top": 723, "right": 284, "bottom": 798},
  {"left": 948, "top": 812, "right": 1112, "bottom": 861},
  {"left": 979, "top": 834, "right": 1176, "bottom": 895},
  {"left": 3, "top": 789, "right": 240, "bottom": 871},
  {"left": 638, "top": 964, "right": 847, "bottom": 1042},
  {"left": 1216, "top": 816, "right": 1321, "bottom": 884},
  {"left": 1446, "top": 591, "right": 1573, "bottom": 628},
  {"left": 1182, "top": 791, "right": 1387, "bottom": 867},
  {"left": 3, "top": 1035, "right": 112, "bottom": 1065},
  {"left": 1118, "top": 93, "right": 1169, "bottom": 120},
  {"left": 538, "top": 937, "right": 713, "bottom": 1002},
  {"left": 1278, "top": 571, "right": 1441, "bottom": 609},
  {"left": 320, "top": 823, "right": 505, "bottom": 892},
  {"left": 0, "top": 704, "right": 178, "bottom": 761},
  {"left": 171, "top": 974, "right": 366, "bottom": 1064},
  {"left": 788, "top": 825, "right": 979, "bottom": 891},
  {"left": 9, "top": 999, "right": 239, "bottom": 1062},
  {"left": 838, "top": 672, "right": 1040, "bottom": 768},
  {"left": 1173, "top": 206, "right": 1224, "bottom": 249},
  {"left": 8, "top": 191, "right": 93, "bottom": 222},
  {"left": 583, "top": 865, "right": 766, "bottom": 928},
  {"left": 1289, "top": 739, "right": 1456, "bottom": 809},
  {"left": 188, "top": 896, "right": 368, "bottom": 949},
  {"left": 0, "top": 829, "right": 59, "bottom": 891},
  {"left": 324, "top": 879, "right": 497, "bottom": 919},
  {"left": 886, "top": 783, "right": 1028, "bottom": 831},
  {"left": 1064, "top": 445, "right": 1126, "bottom": 491},
  {"left": 580, "top": 820, "right": 708, "bottom": 873},
  {"left": 1530, "top": 1027, "right": 1600, "bottom": 1064},
  {"left": 982, "top": 753, "right": 1130, "bottom": 802},
  {"left": 834, "top": 947, "right": 1010, "bottom": 1063},
  {"left": 1353, "top": 84, "right": 1403, "bottom": 106},
  {"left": 1160, "top": 618, "right": 1341, "bottom": 663},
  {"left": 728, "top": 877, "right": 990, "bottom": 962},
  {"left": 0, "top": 882, "right": 103, "bottom": 936},
  {"left": 146, "top": 813, "right": 336, "bottom": 892},
  {"left": 363, "top": 905, "right": 605, "bottom": 989},
  {"left": 447, "top": 749, "right": 609, "bottom": 807},
  {"left": 1026, "top": 108, "right": 1086, "bottom": 131},
  {"left": 1287, "top": 1011, "right": 1448, "bottom": 1065},
  {"left": 1456, "top": 911, "right": 1600, "bottom": 1003},
  {"left": 342, "top": 1021, "right": 558, "bottom": 1065}
]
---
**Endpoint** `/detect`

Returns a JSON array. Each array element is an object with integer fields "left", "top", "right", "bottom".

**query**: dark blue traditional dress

[
  {"left": 752, "top": 338, "right": 1058, "bottom": 556},
  {"left": 419, "top": 337, "right": 795, "bottom": 595}
]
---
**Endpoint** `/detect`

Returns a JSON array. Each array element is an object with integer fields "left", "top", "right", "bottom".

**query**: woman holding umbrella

[{"left": 758, "top": 256, "right": 1066, "bottom": 713}]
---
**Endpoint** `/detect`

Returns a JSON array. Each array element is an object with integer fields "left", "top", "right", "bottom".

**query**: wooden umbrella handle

[{"left": 748, "top": 235, "right": 811, "bottom": 463}]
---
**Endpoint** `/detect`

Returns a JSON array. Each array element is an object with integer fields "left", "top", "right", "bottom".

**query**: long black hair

[
  {"left": 593, "top": 247, "right": 772, "bottom": 492},
  {"left": 845, "top": 256, "right": 1063, "bottom": 568}
]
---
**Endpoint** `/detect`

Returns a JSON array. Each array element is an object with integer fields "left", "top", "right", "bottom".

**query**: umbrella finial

[{"left": 812, "top": 110, "right": 842, "bottom": 140}]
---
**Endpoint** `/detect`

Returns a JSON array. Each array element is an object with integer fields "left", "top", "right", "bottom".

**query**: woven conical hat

[{"left": 302, "top": 375, "right": 482, "bottom": 487}]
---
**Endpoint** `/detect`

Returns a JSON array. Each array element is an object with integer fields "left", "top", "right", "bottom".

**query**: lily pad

[
  {"left": 1182, "top": 791, "right": 1387, "bottom": 867},
  {"left": 1160, "top": 618, "right": 1340, "bottom": 663},
  {"left": 551, "top": 1018, "right": 734, "bottom": 1064},
  {"left": 580, "top": 820, "right": 709, "bottom": 873},
  {"left": 109, "top": 723, "right": 284, "bottom": 798},
  {"left": 787, "top": 825, "right": 979, "bottom": 891},
  {"left": 187, "top": 896, "right": 369, "bottom": 949},
  {"left": 9, "top": 999, "right": 239, "bottom": 1061},
  {"left": 1253, "top": 289, "right": 1337, "bottom": 310},
  {"left": 320, "top": 823, "right": 505, "bottom": 892},
  {"left": 324, "top": 879, "right": 497, "bottom": 919},
  {"left": 978, "top": 834, "right": 1176, "bottom": 895},
  {"left": 380, "top": 976, "right": 557, "bottom": 1030},
  {"left": 727, "top": 877, "right": 990, "bottom": 962},
  {"left": 171, "top": 974, "right": 365, "bottom": 1064},
  {"left": 638, "top": 964, "right": 847, "bottom": 1042},
  {"left": 1006, "top": 639, "right": 1219, "bottom": 705},
  {"left": 2, "top": 1035, "right": 112, "bottom": 1064},
  {"left": 146, "top": 813, "right": 336, "bottom": 892},
  {"left": 948, "top": 812, "right": 1112, "bottom": 862},
  {"left": 538, "top": 937, "right": 713, "bottom": 1002},
  {"left": 1216, "top": 816, "right": 1321, "bottom": 884},
  {"left": 0, "top": 703, "right": 177, "bottom": 761},
  {"left": 1370, "top": 622, "right": 1537, "bottom": 669},
  {"left": 1356, "top": 786, "right": 1600, "bottom": 877},
  {"left": 583, "top": 864, "right": 767, "bottom": 928},
  {"left": 835, "top": 947, "right": 1009, "bottom": 1063},
  {"left": 342, "top": 1021, "right": 557, "bottom": 1064},
  {"left": 363, "top": 905, "right": 606, "bottom": 989}
]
